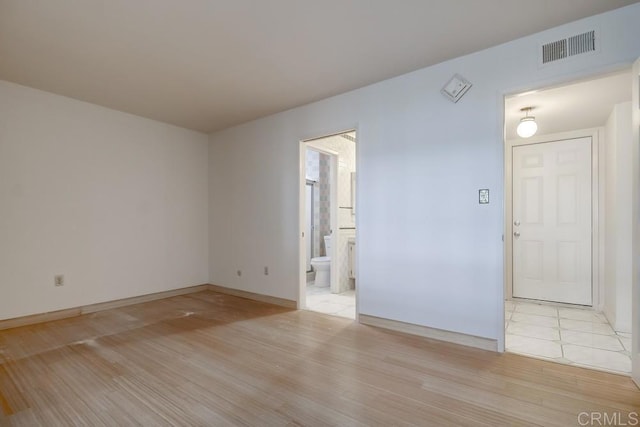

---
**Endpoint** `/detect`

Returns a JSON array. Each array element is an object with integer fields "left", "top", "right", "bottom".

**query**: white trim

[
  {"left": 0, "top": 284, "right": 298, "bottom": 331},
  {"left": 359, "top": 314, "right": 498, "bottom": 352},
  {"left": 0, "top": 284, "right": 211, "bottom": 330},
  {"left": 208, "top": 284, "right": 296, "bottom": 308},
  {"left": 497, "top": 94, "right": 506, "bottom": 353},
  {"left": 631, "top": 57, "right": 640, "bottom": 387},
  {"left": 504, "top": 128, "right": 601, "bottom": 309},
  {"left": 298, "top": 142, "right": 307, "bottom": 309}
]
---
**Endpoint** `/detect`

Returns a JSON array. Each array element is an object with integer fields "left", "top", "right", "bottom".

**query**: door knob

[
  {"left": 514, "top": 231, "right": 520, "bottom": 237},
  {"left": 514, "top": 220, "right": 520, "bottom": 226}
]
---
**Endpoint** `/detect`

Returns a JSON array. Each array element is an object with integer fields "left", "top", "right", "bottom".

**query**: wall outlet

[
  {"left": 264, "top": 266, "right": 269, "bottom": 275},
  {"left": 54, "top": 275, "right": 64, "bottom": 287},
  {"left": 237, "top": 270, "right": 242, "bottom": 277}
]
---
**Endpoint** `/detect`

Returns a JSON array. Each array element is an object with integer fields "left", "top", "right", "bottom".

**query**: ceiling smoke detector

[{"left": 441, "top": 74, "right": 472, "bottom": 103}]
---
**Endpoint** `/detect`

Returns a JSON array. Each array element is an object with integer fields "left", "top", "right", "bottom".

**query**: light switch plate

[{"left": 479, "top": 189, "right": 489, "bottom": 204}]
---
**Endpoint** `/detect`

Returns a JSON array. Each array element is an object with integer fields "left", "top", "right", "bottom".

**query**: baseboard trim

[
  {"left": 207, "top": 284, "right": 297, "bottom": 309},
  {"left": 81, "top": 284, "right": 211, "bottom": 314},
  {"left": 359, "top": 314, "right": 498, "bottom": 352},
  {"left": 0, "top": 308, "right": 83, "bottom": 331},
  {"left": 0, "top": 284, "right": 210, "bottom": 330}
]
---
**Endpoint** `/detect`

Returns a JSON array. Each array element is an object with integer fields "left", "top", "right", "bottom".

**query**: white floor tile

[
  {"left": 511, "top": 312, "right": 559, "bottom": 328},
  {"left": 507, "top": 322, "right": 559, "bottom": 341},
  {"left": 306, "top": 294, "right": 330, "bottom": 305},
  {"left": 331, "top": 295, "right": 357, "bottom": 305},
  {"left": 514, "top": 303, "right": 558, "bottom": 317},
  {"left": 507, "top": 301, "right": 628, "bottom": 374},
  {"left": 306, "top": 284, "right": 330, "bottom": 294},
  {"left": 560, "top": 330, "right": 624, "bottom": 351},
  {"left": 308, "top": 301, "right": 349, "bottom": 315},
  {"left": 306, "top": 286, "right": 355, "bottom": 319},
  {"left": 559, "top": 319, "right": 615, "bottom": 335},
  {"left": 562, "top": 345, "right": 631, "bottom": 374},
  {"left": 335, "top": 306, "right": 356, "bottom": 319},
  {"left": 506, "top": 334, "right": 562, "bottom": 359},
  {"left": 558, "top": 308, "right": 607, "bottom": 323},
  {"left": 505, "top": 311, "right": 512, "bottom": 320},
  {"left": 505, "top": 301, "right": 515, "bottom": 311}
]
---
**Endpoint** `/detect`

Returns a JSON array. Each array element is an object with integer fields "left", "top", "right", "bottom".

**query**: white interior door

[
  {"left": 631, "top": 57, "right": 640, "bottom": 386},
  {"left": 512, "top": 137, "right": 592, "bottom": 305}
]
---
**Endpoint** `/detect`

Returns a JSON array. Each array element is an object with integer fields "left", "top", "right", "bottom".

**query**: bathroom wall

[
  {"left": 308, "top": 134, "right": 356, "bottom": 293},
  {"left": 604, "top": 101, "right": 633, "bottom": 332},
  {"left": 305, "top": 149, "right": 321, "bottom": 258},
  {"left": 318, "top": 153, "right": 331, "bottom": 255},
  {"left": 305, "top": 149, "right": 320, "bottom": 181},
  {"left": 208, "top": 4, "right": 640, "bottom": 345}
]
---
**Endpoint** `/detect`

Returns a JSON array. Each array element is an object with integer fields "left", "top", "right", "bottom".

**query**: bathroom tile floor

[
  {"left": 306, "top": 282, "right": 356, "bottom": 319},
  {"left": 505, "top": 300, "right": 631, "bottom": 375}
]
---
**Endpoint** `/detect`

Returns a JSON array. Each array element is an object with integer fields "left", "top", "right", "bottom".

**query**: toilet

[{"left": 310, "top": 235, "right": 331, "bottom": 287}]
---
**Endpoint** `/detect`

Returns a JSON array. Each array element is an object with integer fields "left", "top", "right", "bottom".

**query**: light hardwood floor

[{"left": 0, "top": 290, "right": 638, "bottom": 426}]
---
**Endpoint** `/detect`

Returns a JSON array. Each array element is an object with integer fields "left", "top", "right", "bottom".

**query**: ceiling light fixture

[{"left": 516, "top": 107, "right": 537, "bottom": 138}]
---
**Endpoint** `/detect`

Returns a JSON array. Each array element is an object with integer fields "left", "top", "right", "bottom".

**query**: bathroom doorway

[{"left": 299, "top": 131, "right": 357, "bottom": 319}]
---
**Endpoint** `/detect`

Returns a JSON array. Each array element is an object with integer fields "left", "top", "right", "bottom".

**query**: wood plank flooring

[{"left": 0, "top": 290, "right": 638, "bottom": 426}]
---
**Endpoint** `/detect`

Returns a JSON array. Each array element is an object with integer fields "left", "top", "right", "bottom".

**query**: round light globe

[{"left": 517, "top": 117, "right": 537, "bottom": 138}]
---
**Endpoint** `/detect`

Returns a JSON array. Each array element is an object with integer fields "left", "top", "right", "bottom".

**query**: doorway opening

[
  {"left": 299, "top": 131, "right": 357, "bottom": 319},
  {"left": 503, "top": 70, "right": 632, "bottom": 375}
]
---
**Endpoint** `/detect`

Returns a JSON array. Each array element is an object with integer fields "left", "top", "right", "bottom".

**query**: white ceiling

[
  {"left": 1, "top": 1, "right": 638, "bottom": 133},
  {"left": 505, "top": 71, "right": 632, "bottom": 140}
]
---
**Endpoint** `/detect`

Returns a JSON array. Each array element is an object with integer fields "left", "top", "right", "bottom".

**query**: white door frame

[
  {"left": 297, "top": 137, "right": 340, "bottom": 309},
  {"left": 631, "top": 57, "right": 640, "bottom": 387},
  {"left": 505, "top": 128, "right": 602, "bottom": 309}
]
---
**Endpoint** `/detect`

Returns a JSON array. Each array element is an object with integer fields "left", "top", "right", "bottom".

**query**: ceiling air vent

[
  {"left": 542, "top": 39, "right": 567, "bottom": 63},
  {"left": 541, "top": 30, "right": 596, "bottom": 64},
  {"left": 568, "top": 30, "right": 596, "bottom": 56}
]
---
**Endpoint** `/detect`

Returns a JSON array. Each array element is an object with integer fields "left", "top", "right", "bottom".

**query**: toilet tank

[{"left": 324, "top": 235, "right": 331, "bottom": 254}]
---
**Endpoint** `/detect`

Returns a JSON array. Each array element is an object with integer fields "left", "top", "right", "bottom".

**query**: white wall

[
  {"left": 208, "top": 5, "right": 640, "bottom": 344},
  {"left": 0, "top": 80, "right": 209, "bottom": 321},
  {"left": 604, "top": 102, "right": 633, "bottom": 332}
]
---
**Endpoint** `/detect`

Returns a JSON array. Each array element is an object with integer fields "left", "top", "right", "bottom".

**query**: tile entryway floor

[
  {"left": 505, "top": 300, "right": 631, "bottom": 375},
  {"left": 306, "top": 282, "right": 355, "bottom": 319}
]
